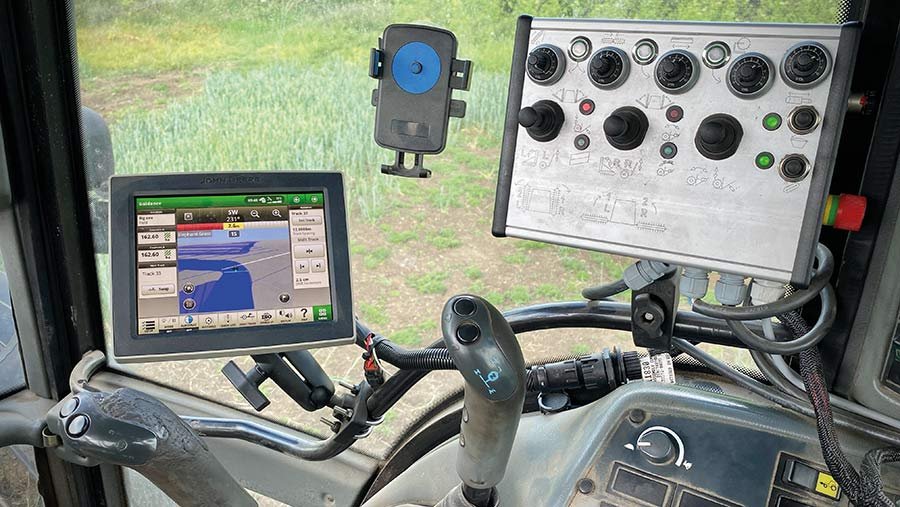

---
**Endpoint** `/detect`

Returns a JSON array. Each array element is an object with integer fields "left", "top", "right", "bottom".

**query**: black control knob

[
  {"left": 782, "top": 43, "right": 830, "bottom": 87},
  {"left": 695, "top": 114, "right": 743, "bottom": 160},
  {"left": 638, "top": 430, "right": 677, "bottom": 465},
  {"left": 727, "top": 54, "right": 772, "bottom": 97},
  {"left": 589, "top": 47, "right": 629, "bottom": 89},
  {"left": 518, "top": 100, "right": 565, "bottom": 142},
  {"left": 526, "top": 45, "right": 565, "bottom": 85},
  {"left": 655, "top": 50, "right": 698, "bottom": 93},
  {"left": 788, "top": 106, "right": 820, "bottom": 134},
  {"left": 603, "top": 106, "right": 648, "bottom": 151},
  {"left": 779, "top": 154, "right": 810, "bottom": 182}
]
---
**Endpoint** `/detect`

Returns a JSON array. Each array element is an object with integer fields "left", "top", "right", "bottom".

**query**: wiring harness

[{"left": 676, "top": 244, "right": 900, "bottom": 506}]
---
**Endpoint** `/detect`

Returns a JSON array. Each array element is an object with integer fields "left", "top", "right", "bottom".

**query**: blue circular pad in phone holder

[{"left": 391, "top": 41, "right": 442, "bottom": 94}]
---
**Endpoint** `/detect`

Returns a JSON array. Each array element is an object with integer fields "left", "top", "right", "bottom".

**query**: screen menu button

[
  {"left": 159, "top": 316, "right": 179, "bottom": 330},
  {"left": 138, "top": 318, "right": 159, "bottom": 335},
  {"left": 219, "top": 312, "right": 239, "bottom": 328},
  {"left": 199, "top": 314, "right": 219, "bottom": 330},
  {"left": 258, "top": 310, "right": 277, "bottom": 325},
  {"left": 237, "top": 311, "right": 257, "bottom": 326}
]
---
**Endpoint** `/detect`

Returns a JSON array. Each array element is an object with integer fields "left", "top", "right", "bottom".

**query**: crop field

[{"left": 75, "top": 0, "right": 834, "bottom": 459}]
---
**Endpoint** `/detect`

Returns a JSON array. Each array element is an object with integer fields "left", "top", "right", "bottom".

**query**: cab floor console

[
  {"left": 493, "top": 17, "right": 860, "bottom": 285},
  {"left": 109, "top": 172, "right": 355, "bottom": 362}
]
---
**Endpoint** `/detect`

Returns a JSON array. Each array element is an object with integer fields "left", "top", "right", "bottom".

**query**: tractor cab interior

[{"left": 2, "top": 1, "right": 900, "bottom": 506}]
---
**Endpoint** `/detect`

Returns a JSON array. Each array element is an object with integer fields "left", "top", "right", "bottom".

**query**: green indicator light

[
  {"left": 756, "top": 152, "right": 775, "bottom": 169},
  {"left": 763, "top": 113, "right": 782, "bottom": 131}
]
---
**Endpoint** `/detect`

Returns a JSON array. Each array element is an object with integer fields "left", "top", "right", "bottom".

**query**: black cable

[
  {"left": 692, "top": 243, "right": 834, "bottom": 321},
  {"left": 670, "top": 338, "right": 900, "bottom": 448},
  {"left": 581, "top": 279, "right": 628, "bottom": 300},
  {"left": 359, "top": 300, "right": 790, "bottom": 419},
  {"left": 372, "top": 338, "right": 455, "bottom": 370},
  {"left": 782, "top": 313, "right": 900, "bottom": 507},
  {"left": 725, "top": 285, "right": 836, "bottom": 354}
]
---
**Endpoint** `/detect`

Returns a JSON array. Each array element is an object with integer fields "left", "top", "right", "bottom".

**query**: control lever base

[{"left": 435, "top": 484, "right": 497, "bottom": 507}]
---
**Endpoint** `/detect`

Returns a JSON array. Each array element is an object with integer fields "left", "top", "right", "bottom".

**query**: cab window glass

[
  {"left": 76, "top": 0, "right": 843, "bottom": 458},
  {"left": 0, "top": 245, "right": 40, "bottom": 504}
]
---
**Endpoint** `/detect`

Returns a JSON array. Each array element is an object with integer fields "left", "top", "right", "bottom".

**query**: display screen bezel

[{"left": 110, "top": 172, "right": 354, "bottom": 362}]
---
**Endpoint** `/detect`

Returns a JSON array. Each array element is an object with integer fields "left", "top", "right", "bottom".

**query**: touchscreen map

[{"left": 134, "top": 193, "right": 332, "bottom": 335}]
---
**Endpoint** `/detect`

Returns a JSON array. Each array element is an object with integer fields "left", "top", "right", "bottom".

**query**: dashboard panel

[{"left": 363, "top": 382, "right": 900, "bottom": 507}]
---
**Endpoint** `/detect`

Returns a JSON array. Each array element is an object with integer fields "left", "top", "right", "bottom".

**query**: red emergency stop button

[{"left": 823, "top": 194, "right": 866, "bottom": 232}]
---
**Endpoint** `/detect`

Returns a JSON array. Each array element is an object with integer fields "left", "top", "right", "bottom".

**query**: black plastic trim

[
  {"left": 828, "top": 0, "right": 900, "bottom": 388},
  {"left": 491, "top": 14, "right": 532, "bottom": 238},
  {"left": 790, "top": 22, "right": 862, "bottom": 287}
]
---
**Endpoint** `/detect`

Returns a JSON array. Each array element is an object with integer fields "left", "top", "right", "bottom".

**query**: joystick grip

[
  {"left": 441, "top": 295, "right": 526, "bottom": 493},
  {"left": 47, "top": 388, "right": 255, "bottom": 507}
]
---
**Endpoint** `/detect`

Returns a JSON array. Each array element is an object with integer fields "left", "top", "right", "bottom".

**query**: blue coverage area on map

[{"left": 177, "top": 228, "right": 288, "bottom": 313}]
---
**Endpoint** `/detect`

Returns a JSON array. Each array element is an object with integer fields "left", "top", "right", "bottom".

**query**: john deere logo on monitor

[{"left": 200, "top": 175, "right": 260, "bottom": 185}]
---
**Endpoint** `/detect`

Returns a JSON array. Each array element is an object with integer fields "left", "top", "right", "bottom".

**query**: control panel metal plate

[{"left": 494, "top": 18, "right": 859, "bottom": 284}]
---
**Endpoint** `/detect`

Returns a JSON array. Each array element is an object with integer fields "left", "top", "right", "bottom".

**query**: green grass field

[{"left": 79, "top": 0, "right": 840, "bottom": 358}]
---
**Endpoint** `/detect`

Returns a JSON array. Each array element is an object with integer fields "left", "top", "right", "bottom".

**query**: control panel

[{"left": 493, "top": 17, "right": 860, "bottom": 285}]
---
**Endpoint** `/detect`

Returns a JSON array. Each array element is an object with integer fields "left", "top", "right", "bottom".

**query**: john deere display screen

[
  {"left": 110, "top": 173, "right": 355, "bottom": 362},
  {"left": 134, "top": 193, "right": 332, "bottom": 335}
]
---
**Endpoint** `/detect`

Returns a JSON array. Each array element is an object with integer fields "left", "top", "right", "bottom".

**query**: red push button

[
  {"left": 823, "top": 194, "right": 867, "bottom": 232},
  {"left": 666, "top": 105, "right": 684, "bottom": 123},
  {"left": 579, "top": 99, "right": 595, "bottom": 115}
]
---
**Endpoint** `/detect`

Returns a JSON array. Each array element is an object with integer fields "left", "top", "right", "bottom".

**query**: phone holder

[{"left": 370, "top": 24, "right": 471, "bottom": 178}]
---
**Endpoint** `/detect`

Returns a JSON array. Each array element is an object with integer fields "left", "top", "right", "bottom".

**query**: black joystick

[
  {"left": 518, "top": 100, "right": 565, "bottom": 142},
  {"left": 695, "top": 114, "right": 743, "bottom": 160},
  {"left": 47, "top": 388, "right": 255, "bottom": 507},
  {"left": 603, "top": 106, "right": 648, "bottom": 151},
  {"left": 436, "top": 295, "right": 526, "bottom": 507}
]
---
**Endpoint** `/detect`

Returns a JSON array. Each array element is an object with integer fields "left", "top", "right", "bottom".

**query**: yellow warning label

[
  {"left": 815, "top": 471, "right": 840, "bottom": 499},
  {"left": 223, "top": 222, "right": 244, "bottom": 230}
]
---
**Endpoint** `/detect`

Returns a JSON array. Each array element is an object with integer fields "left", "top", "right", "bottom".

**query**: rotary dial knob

[
  {"left": 727, "top": 53, "right": 772, "bottom": 98},
  {"left": 782, "top": 42, "right": 830, "bottom": 88},
  {"left": 527, "top": 44, "right": 566, "bottom": 85},
  {"left": 655, "top": 50, "right": 698, "bottom": 94},
  {"left": 589, "top": 47, "right": 629, "bottom": 89}
]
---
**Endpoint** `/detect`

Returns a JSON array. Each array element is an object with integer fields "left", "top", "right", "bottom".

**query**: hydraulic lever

[
  {"left": 437, "top": 295, "right": 526, "bottom": 507},
  {"left": 45, "top": 353, "right": 255, "bottom": 507}
]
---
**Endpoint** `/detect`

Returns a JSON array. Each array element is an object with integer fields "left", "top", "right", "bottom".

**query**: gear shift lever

[{"left": 438, "top": 294, "right": 526, "bottom": 507}]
